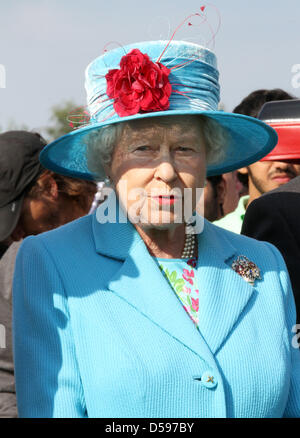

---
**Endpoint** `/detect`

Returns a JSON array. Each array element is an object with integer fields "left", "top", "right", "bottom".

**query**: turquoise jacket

[{"left": 13, "top": 212, "right": 300, "bottom": 418}]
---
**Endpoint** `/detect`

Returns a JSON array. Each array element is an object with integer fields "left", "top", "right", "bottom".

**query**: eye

[
  {"left": 134, "top": 145, "right": 151, "bottom": 152},
  {"left": 135, "top": 145, "right": 150, "bottom": 152},
  {"left": 175, "top": 146, "right": 193, "bottom": 152}
]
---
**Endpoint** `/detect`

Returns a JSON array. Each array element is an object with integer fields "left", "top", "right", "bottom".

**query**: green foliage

[
  {"left": 45, "top": 100, "right": 76, "bottom": 141},
  {"left": 45, "top": 100, "right": 89, "bottom": 142},
  {"left": 0, "top": 101, "right": 88, "bottom": 139}
]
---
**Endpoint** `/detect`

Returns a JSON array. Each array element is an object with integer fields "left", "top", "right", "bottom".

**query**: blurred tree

[
  {"left": 45, "top": 100, "right": 90, "bottom": 141},
  {"left": 0, "top": 119, "right": 29, "bottom": 133}
]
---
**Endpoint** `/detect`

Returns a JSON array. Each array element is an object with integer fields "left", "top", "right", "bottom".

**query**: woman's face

[{"left": 108, "top": 115, "right": 207, "bottom": 230}]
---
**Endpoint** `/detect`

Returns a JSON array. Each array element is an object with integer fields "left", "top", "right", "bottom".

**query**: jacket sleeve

[
  {"left": 241, "top": 195, "right": 298, "bottom": 287},
  {"left": 242, "top": 195, "right": 300, "bottom": 325},
  {"left": 12, "top": 236, "right": 87, "bottom": 418},
  {"left": 241, "top": 195, "right": 284, "bottom": 246},
  {"left": 265, "top": 242, "right": 300, "bottom": 417}
]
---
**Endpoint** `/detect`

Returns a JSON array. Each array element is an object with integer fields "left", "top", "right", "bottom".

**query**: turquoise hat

[{"left": 40, "top": 40, "right": 278, "bottom": 180}]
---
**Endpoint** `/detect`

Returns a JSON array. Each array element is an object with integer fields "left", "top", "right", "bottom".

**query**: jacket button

[{"left": 200, "top": 371, "right": 217, "bottom": 389}]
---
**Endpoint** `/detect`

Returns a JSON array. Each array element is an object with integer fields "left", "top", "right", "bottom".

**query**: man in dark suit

[{"left": 241, "top": 176, "right": 300, "bottom": 327}]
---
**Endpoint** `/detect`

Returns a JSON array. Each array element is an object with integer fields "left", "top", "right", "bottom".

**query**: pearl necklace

[{"left": 181, "top": 232, "right": 196, "bottom": 259}]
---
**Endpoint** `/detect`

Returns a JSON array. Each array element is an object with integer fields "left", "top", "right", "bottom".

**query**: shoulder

[
  {"left": 208, "top": 219, "right": 286, "bottom": 269},
  {"left": 247, "top": 192, "right": 283, "bottom": 214},
  {"left": 250, "top": 176, "right": 300, "bottom": 211},
  {"left": 37, "top": 213, "right": 93, "bottom": 244},
  {"left": 209, "top": 221, "right": 293, "bottom": 308},
  {"left": 15, "top": 213, "right": 120, "bottom": 294},
  {"left": 210, "top": 219, "right": 261, "bottom": 248},
  {"left": 19, "top": 214, "right": 93, "bottom": 257},
  {"left": 241, "top": 196, "right": 275, "bottom": 232},
  {"left": 15, "top": 214, "right": 98, "bottom": 287},
  {"left": 244, "top": 186, "right": 300, "bottom": 229},
  {"left": 269, "top": 175, "right": 300, "bottom": 194}
]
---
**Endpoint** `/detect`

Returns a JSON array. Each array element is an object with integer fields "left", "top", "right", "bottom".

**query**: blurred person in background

[
  {"left": 203, "top": 175, "right": 225, "bottom": 222},
  {"left": 214, "top": 89, "right": 300, "bottom": 233},
  {"left": 0, "top": 130, "right": 97, "bottom": 417},
  {"left": 222, "top": 171, "right": 244, "bottom": 216},
  {"left": 203, "top": 171, "right": 243, "bottom": 222}
]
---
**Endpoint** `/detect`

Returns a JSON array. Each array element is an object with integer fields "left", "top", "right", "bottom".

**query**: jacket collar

[
  {"left": 92, "top": 202, "right": 141, "bottom": 260},
  {"left": 92, "top": 208, "right": 256, "bottom": 357}
]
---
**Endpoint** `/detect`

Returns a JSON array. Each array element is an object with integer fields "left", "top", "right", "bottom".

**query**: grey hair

[{"left": 85, "top": 116, "right": 229, "bottom": 178}]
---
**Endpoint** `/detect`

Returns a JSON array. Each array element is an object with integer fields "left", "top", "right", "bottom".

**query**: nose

[
  {"left": 273, "top": 161, "right": 292, "bottom": 171},
  {"left": 270, "top": 161, "right": 298, "bottom": 177},
  {"left": 154, "top": 158, "right": 177, "bottom": 183}
]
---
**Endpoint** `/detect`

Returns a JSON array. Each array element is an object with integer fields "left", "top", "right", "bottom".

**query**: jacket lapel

[
  {"left": 109, "top": 238, "right": 220, "bottom": 361},
  {"left": 92, "top": 209, "right": 256, "bottom": 358},
  {"left": 195, "top": 222, "right": 256, "bottom": 354},
  {"left": 92, "top": 208, "right": 215, "bottom": 361}
]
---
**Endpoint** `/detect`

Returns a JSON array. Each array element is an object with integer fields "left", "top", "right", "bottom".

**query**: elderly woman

[{"left": 13, "top": 40, "right": 300, "bottom": 418}]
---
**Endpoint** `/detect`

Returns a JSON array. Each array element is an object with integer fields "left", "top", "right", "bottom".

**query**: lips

[
  {"left": 271, "top": 173, "right": 293, "bottom": 183},
  {"left": 153, "top": 195, "right": 177, "bottom": 205},
  {"left": 150, "top": 194, "right": 183, "bottom": 205}
]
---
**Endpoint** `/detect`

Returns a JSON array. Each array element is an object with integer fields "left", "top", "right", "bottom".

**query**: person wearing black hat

[
  {"left": 0, "top": 131, "right": 98, "bottom": 243},
  {"left": 242, "top": 99, "right": 300, "bottom": 330},
  {"left": 0, "top": 130, "right": 97, "bottom": 417},
  {"left": 203, "top": 171, "right": 244, "bottom": 223},
  {"left": 0, "top": 131, "right": 47, "bottom": 242},
  {"left": 0, "top": 130, "right": 46, "bottom": 418}
]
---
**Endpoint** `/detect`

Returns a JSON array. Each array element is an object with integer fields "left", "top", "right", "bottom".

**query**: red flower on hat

[{"left": 105, "top": 49, "right": 172, "bottom": 117}]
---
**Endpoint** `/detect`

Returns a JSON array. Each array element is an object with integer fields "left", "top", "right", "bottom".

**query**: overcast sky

[{"left": 1, "top": 0, "right": 300, "bottom": 134}]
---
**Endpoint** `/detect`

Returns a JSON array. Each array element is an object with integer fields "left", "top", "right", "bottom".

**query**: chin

[
  {"left": 137, "top": 215, "right": 183, "bottom": 231},
  {"left": 138, "top": 222, "right": 181, "bottom": 233}
]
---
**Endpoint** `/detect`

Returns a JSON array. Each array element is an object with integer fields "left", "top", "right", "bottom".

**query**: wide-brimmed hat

[
  {"left": 40, "top": 40, "right": 278, "bottom": 180},
  {"left": 258, "top": 99, "right": 300, "bottom": 161},
  {"left": 0, "top": 131, "right": 46, "bottom": 241}
]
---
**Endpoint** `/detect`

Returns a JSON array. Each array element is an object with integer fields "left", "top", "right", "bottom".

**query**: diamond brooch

[{"left": 231, "top": 255, "right": 261, "bottom": 286}]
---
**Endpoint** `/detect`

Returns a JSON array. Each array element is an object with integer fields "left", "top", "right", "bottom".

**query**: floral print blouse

[{"left": 156, "top": 257, "right": 199, "bottom": 328}]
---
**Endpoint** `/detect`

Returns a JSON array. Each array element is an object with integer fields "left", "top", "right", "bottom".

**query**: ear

[
  {"left": 48, "top": 176, "right": 59, "bottom": 199},
  {"left": 238, "top": 167, "right": 248, "bottom": 175},
  {"left": 216, "top": 177, "right": 226, "bottom": 205},
  {"left": 38, "top": 173, "right": 59, "bottom": 200}
]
